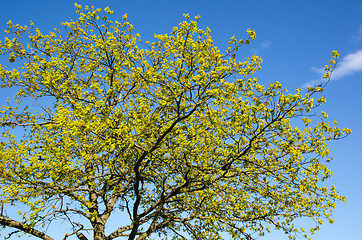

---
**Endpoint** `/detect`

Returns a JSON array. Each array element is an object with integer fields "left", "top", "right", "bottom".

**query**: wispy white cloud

[
  {"left": 302, "top": 78, "right": 326, "bottom": 88},
  {"left": 251, "top": 41, "right": 271, "bottom": 54},
  {"left": 351, "top": 24, "right": 362, "bottom": 45},
  {"left": 260, "top": 41, "right": 271, "bottom": 49},
  {"left": 331, "top": 50, "right": 362, "bottom": 80},
  {"left": 304, "top": 49, "right": 362, "bottom": 88}
]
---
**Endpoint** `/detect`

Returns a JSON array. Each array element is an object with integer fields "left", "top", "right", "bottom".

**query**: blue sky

[{"left": 0, "top": 0, "right": 361, "bottom": 239}]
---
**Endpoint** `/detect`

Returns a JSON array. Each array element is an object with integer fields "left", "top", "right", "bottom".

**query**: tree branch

[{"left": 0, "top": 216, "right": 54, "bottom": 240}]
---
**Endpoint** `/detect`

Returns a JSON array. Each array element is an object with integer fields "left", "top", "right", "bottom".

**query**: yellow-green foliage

[{"left": 0, "top": 4, "right": 350, "bottom": 240}]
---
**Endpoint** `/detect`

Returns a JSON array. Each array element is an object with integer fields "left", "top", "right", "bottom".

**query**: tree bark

[
  {"left": 93, "top": 217, "right": 106, "bottom": 240},
  {"left": 0, "top": 216, "right": 54, "bottom": 240}
]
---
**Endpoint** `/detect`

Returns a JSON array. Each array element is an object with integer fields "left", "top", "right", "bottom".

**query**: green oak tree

[{"left": 0, "top": 4, "right": 350, "bottom": 240}]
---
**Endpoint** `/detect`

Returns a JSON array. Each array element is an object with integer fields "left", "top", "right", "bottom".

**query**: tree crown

[{"left": 0, "top": 4, "right": 350, "bottom": 240}]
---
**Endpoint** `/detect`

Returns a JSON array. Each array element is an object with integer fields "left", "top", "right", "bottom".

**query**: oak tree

[{"left": 0, "top": 4, "right": 350, "bottom": 240}]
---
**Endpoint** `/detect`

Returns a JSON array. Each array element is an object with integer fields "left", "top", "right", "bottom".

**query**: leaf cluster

[{"left": 0, "top": 4, "right": 350, "bottom": 240}]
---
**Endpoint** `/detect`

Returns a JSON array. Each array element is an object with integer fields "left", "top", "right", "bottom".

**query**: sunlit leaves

[{"left": 0, "top": 4, "right": 350, "bottom": 240}]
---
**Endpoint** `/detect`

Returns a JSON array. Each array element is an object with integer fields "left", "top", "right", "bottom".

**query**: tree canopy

[{"left": 0, "top": 4, "right": 350, "bottom": 240}]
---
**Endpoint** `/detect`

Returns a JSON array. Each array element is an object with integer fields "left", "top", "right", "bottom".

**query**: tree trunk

[{"left": 93, "top": 217, "right": 106, "bottom": 240}]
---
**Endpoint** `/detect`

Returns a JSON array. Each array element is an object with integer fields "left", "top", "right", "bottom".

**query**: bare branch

[{"left": 0, "top": 216, "right": 54, "bottom": 240}]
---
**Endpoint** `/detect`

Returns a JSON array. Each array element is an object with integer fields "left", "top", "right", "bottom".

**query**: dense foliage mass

[{"left": 0, "top": 4, "right": 350, "bottom": 240}]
